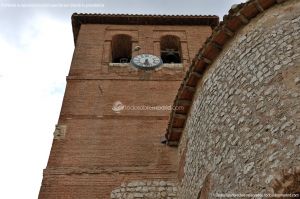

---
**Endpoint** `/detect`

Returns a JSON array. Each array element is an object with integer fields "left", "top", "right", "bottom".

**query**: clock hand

[{"left": 144, "top": 58, "right": 150, "bottom": 66}]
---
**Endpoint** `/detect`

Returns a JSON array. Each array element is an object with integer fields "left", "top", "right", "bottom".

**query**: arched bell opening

[
  {"left": 160, "top": 35, "right": 182, "bottom": 64},
  {"left": 112, "top": 34, "right": 132, "bottom": 63}
]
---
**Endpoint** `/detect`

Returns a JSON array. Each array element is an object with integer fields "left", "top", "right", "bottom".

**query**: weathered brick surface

[
  {"left": 179, "top": 1, "right": 300, "bottom": 198},
  {"left": 70, "top": 24, "right": 212, "bottom": 75},
  {"left": 39, "top": 21, "right": 212, "bottom": 198}
]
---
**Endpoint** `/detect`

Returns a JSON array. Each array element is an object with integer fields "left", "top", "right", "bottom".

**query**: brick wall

[
  {"left": 70, "top": 24, "right": 212, "bottom": 76},
  {"left": 39, "top": 22, "right": 212, "bottom": 198},
  {"left": 179, "top": 1, "right": 300, "bottom": 198}
]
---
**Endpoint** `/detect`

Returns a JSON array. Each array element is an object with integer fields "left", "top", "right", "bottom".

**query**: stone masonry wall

[
  {"left": 111, "top": 180, "right": 177, "bottom": 199},
  {"left": 179, "top": 1, "right": 300, "bottom": 198}
]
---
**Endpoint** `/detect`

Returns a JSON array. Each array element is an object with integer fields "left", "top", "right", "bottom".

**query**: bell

[
  {"left": 120, "top": 58, "right": 129, "bottom": 63},
  {"left": 165, "top": 53, "right": 178, "bottom": 63},
  {"left": 165, "top": 50, "right": 180, "bottom": 63}
]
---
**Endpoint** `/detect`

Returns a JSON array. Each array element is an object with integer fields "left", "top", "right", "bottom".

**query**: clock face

[{"left": 131, "top": 54, "right": 163, "bottom": 70}]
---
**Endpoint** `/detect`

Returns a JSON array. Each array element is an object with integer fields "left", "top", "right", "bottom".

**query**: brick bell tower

[{"left": 38, "top": 13, "right": 218, "bottom": 199}]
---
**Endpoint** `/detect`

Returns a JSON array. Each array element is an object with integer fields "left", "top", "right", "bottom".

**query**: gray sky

[{"left": 0, "top": 0, "right": 245, "bottom": 198}]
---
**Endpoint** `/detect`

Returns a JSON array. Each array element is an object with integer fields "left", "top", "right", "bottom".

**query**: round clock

[{"left": 131, "top": 54, "right": 163, "bottom": 70}]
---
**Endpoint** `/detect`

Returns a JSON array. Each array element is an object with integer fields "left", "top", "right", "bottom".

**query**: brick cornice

[
  {"left": 59, "top": 114, "right": 169, "bottom": 120},
  {"left": 71, "top": 13, "right": 219, "bottom": 44},
  {"left": 43, "top": 166, "right": 177, "bottom": 176}
]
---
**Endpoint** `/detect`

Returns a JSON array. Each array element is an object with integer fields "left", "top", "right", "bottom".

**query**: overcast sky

[{"left": 0, "top": 0, "right": 246, "bottom": 198}]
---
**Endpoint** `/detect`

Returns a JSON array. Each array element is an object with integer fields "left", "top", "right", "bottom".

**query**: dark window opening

[
  {"left": 112, "top": 34, "right": 132, "bottom": 63},
  {"left": 160, "top": 35, "right": 182, "bottom": 64}
]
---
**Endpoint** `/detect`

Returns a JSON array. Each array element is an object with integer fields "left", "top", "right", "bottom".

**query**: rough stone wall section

[
  {"left": 111, "top": 180, "right": 178, "bottom": 199},
  {"left": 179, "top": 1, "right": 300, "bottom": 198}
]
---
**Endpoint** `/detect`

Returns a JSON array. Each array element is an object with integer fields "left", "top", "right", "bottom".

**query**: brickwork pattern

[
  {"left": 39, "top": 20, "right": 213, "bottom": 198},
  {"left": 179, "top": 1, "right": 300, "bottom": 198},
  {"left": 71, "top": 24, "right": 212, "bottom": 76}
]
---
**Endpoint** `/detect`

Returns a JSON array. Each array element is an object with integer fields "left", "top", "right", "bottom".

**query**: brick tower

[{"left": 38, "top": 14, "right": 218, "bottom": 199}]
